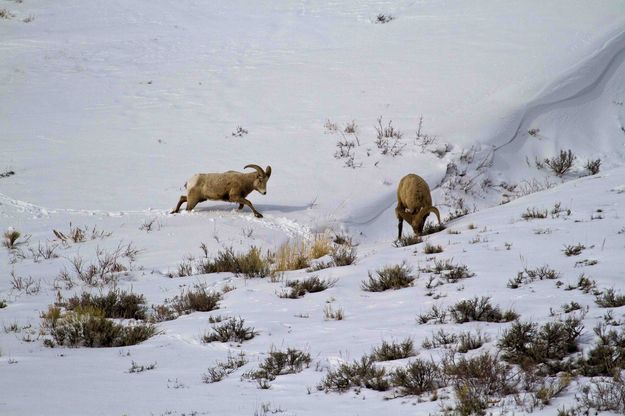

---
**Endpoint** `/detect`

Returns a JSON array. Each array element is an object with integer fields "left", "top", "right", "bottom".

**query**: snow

[{"left": 1, "top": 1, "right": 625, "bottom": 415}]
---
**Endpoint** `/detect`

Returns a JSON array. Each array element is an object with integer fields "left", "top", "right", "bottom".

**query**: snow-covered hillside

[{"left": 1, "top": 1, "right": 625, "bottom": 415}]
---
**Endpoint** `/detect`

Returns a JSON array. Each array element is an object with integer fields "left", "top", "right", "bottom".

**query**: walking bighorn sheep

[
  {"left": 171, "top": 164, "right": 272, "bottom": 218},
  {"left": 395, "top": 173, "right": 442, "bottom": 240}
]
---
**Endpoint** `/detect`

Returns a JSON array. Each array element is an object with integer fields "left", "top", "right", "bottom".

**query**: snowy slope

[{"left": 2, "top": 1, "right": 625, "bottom": 415}]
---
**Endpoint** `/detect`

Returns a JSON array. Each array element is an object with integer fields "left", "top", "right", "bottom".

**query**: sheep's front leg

[
  {"left": 418, "top": 213, "right": 430, "bottom": 234},
  {"left": 238, "top": 203, "right": 244, "bottom": 210},
  {"left": 171, "top": 195, "right": 187, "bottom": 214},
  {"left": 232, "top": 195, "right": 263, "bottom": 218}
]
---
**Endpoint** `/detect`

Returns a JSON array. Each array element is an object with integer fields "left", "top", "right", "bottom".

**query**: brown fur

[
  {"left": 171, "top": 164, "right": 272, "bottom": 218},
  {"left": 395, "top": 174, "right": 441, "bottom": 239}
]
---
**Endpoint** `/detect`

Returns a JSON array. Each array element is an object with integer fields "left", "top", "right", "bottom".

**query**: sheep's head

[
  {"left": 244, "top": 164, "right": 272, "bottom": 195},
  {"left": 396, "top": 208, "right": 423, "bottom": 235},
  {"left": 398, "top": 206, "right": 441, "bottom": 235}
]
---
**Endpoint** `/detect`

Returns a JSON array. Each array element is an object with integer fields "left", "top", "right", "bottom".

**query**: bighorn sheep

[
  {"left": 395, "top": 173, "right": 442, "bottom": 239},
  {"left": 171, "top": 164, "right": 272, "bottom": 218}
]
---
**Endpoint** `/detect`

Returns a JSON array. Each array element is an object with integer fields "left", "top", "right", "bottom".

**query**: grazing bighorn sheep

[
  {"left": 395, "top": 173, "right": 442, "bottom": 239},
  {"left": 171, "top": 164, "right": 272, "bottom": 218}
]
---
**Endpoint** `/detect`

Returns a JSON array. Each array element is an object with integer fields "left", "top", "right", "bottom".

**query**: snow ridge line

[
  {"left": 347, "top": 28, "right": 625, "bottom": 230},
  {"left": 493, "top": 27, "right": 625, "bottom": 152}
]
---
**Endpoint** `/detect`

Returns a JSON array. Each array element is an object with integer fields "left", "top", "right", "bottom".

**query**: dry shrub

[
  {"left": 456, "top": 331, "right": 489, "bottom": 353},
  {"left": 169, "top": 284, "right": 221, "bottom": 315},
  {"left": 246, "top": 348, "right": 311, "bottom": 387},
  {"left": 370, "top": 338, "right": 415, "bottom": 361},
  {"left": 419, "top": 259, "right": 474, "bottom": 283},
  {"left": 29, "top": 241, "right": 59, "bottom": 261},
  {"left": 203, "top": 351, "right": 247, "bottom": 383},
  {"left": 422, "top": 329, "right": 457, "bottom": 349},
  {"left": 318, "top": 356, "right": 389, "bottom": 392},
  {"left": 423, "top": 242, "right": 443, "bottom": 254},
  {"left": 595, "top": 288, "right": 625, "bottom": 308},
  {"left": 374, "top": 13, "right": 394, "bottom": 24},
  {"left": 563, "top": 243, "right": 585, "bottom": 257},
  {"left": 508, "top": 265, "right": 560, "bottom": 288},
  {"left": 41, "top": 306, "right": 157, "bottom": 348},
  {"left": 0, "top": 8, "right": 14, "bottom": 19},
  {"left": 332, "top": 233, "right": 353, "bottom": 246},
  {"left": 577, "top": 373, "right": 625, "bottom": 413},
  {"left": 63, "top": 290, "right": 147, "bottom": 320},
  {"left": 422, "top": 329, "right": 488, "bottom": 353},
  {"left": 9, "top": 271, "right": 40, "bottom": 295},
  {"left": 417, "top": 305, "right": 448, "bottom": 325},
  {"left": 280, "top": 275, "right": 337, "bottom": 299},
  {"left": 374, "top": 116, "right": 404, "bottom": 156},
  {"left": 585, "top": 158, "right": 601, "bottom": 175},
  {"left": 310, "top": 234, "right": 333, "bottom": 259},
  {"left": 3, "top": 229, "right": 24, "bottom": 249},
  {"left": 544, "top": 149, "right": 576, "bottom": 176},
  {"left": 564, "top": 274, "right": 596, "bottom": 293},
  {"left": 498, "top": 316, "right": 583, "bottom": 373},
  {"left": 445, "top": 352, "right": 519, "bottom": 415},
  {"left": 533, "top": 374, "right": 572, "bottom": 406},
  {"left": 203, "top": 317, "right": 257, "bottom": 343},
  {"left": 273, "top": 234, "right": 333, "bottom": 272},
  {"left": 169, "top": 256, "right": 194, "bottom": 277},
  {"left": 449, "top": 297, "right": 518, "bottom": 323},
  {"left": 330, "top": 244, "right": 357, "bottom": 266},
  {"left": 391, "top": 359, "right": 445, "bottom": 396},
  {"left": 274, "top": 240, "right": 313, "bottom": 272},
  {"left": 128, "top": 361, "right": 157, "bottom": 373},
  {"left": 323, "top": 304, "right": 344, "bottom": 320},
  {"left": 582, "top": 324, "right": 625, "bottom": 376},
  {"left": 192, "top": 236, "right": 351, "bottom": 278},
  {"left": 362, "top": 263, "right": 415, "bottom": 292},
  {"left": 0, "top": 168, "right": 15, "bottom": 178},
  {"left": 139, "top": 218, "right": 160, "bottom": 232},
  {"left": 198, "top": 246, "right": 270, "bottom": 278},
  {"left": 393, "top": 234, "right": 422, "bottom": 247},
  {"left": 151, "top": 284, "right": 222, "bottom": 322},
  {"left": 421, "top": 222, "right": 446, "bottom": 236},
  {"left": 53, "top": 223, "right": 112, "bottom": 244},
  {"left": 562, "top": 301, "right": 582, "bottom": 313},
  {"left": 319, "top": 353, "right": 447, "bottom": 397},
  {"left": 60, "top": 243, "right": 136, "bottom": 287},
  {"left": 522, "top": 208, "right": 548, "bottom": 220}
]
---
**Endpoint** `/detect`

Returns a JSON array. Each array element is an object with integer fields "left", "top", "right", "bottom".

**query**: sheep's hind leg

[
  {"left": 238, "top": 203, "right": 244, "bottom": 210},
  {"left": 395, "top": 205, "right": 404, "bottom": 240},
  {"left": 185, "top": 197, "right": 200, "bottom": 212},
  {"left": 171, "top": 195, "right": 187, "bottom": 214}
]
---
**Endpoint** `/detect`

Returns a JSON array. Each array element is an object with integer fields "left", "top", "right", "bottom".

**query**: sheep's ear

[{"left": 265, "top": 166, "right": 272, "bottom": 178}]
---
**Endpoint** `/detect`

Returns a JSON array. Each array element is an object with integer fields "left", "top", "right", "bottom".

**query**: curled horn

[
  {"left": 244, "top": 164, "right": 265, "bottom": 176},
  {"left": 428, "top": 206, "right": 442, "bottom": 225},
  {"left": 414, "top": 206, "right": 442, "bottom": 230}
]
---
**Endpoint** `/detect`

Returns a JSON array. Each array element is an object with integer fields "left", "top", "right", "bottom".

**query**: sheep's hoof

[{"left": 255, "top": 213, "right": 263, "bottom": 218}]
